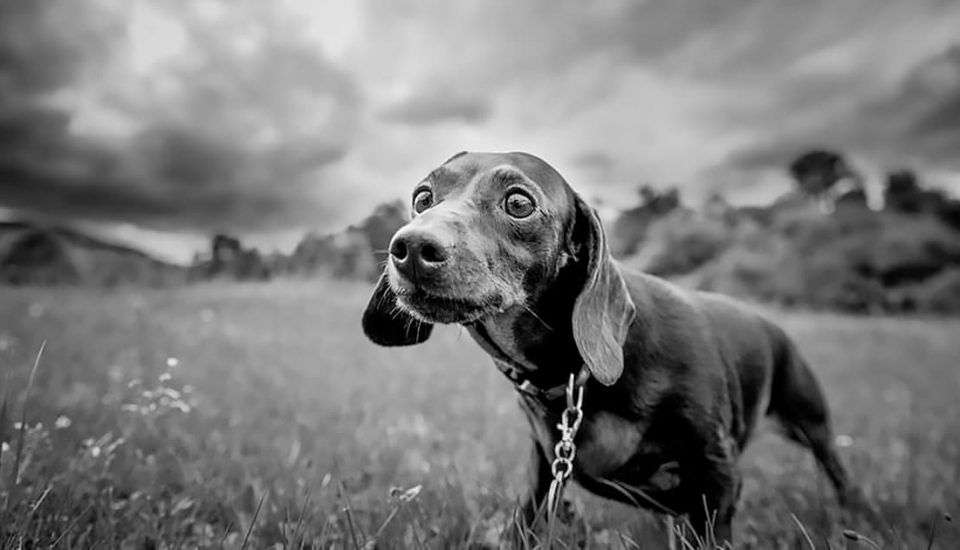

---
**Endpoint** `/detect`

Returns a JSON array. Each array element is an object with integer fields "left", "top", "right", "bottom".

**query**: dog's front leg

[{"left": 509, "top": 440, "right": 553, "bottom": 541}]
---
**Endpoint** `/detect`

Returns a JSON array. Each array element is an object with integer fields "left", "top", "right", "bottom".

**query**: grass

[{"left": 0, "top": 279, "right": 958, "bottom": 548}]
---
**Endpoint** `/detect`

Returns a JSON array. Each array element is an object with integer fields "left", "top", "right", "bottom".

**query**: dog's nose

[{"left": 389, "top": 229, "right": 450, "bottom": 281}]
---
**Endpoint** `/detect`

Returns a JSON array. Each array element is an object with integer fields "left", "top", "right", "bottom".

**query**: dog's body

[{"left": 362, "top": 152, "right": 862, "bottom": 543}]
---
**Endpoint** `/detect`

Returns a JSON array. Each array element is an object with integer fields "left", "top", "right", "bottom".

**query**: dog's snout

[{"left": 389, "top": 228, "right": 450, "bottom": 281}]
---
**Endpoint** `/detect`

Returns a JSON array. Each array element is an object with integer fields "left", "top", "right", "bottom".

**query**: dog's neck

[{"left": 467, "top": 266, "right": 585, "bottom": 391}]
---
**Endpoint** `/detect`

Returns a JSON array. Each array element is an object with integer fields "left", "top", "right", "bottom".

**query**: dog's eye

[
  {"left": 504, "top": 191, "right": 535, "bottom": 218},
  {"left": 412, "top": 189, "right": 434, "bottom": 214}
]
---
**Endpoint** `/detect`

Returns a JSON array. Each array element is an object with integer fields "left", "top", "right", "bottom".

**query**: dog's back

[
  {"left": 627, "top": 272, "right": 860, "bottom": 505},
  {"left": 621, "top": 270, "right": 831, "bottom": 451}
]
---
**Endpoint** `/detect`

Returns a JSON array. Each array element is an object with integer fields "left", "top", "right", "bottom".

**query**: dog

[{"left": 362, "top": 151, "right": 866, "bottom": 544}]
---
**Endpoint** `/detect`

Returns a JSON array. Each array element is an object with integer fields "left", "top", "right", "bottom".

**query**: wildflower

[
  {"left": 166, "top": 357, "right": 180, "bottom": 369},
  {"left": 1, "top": 442, "right": 9, "bottom": 453},
  {"left": 90, "top": 446, "right": 102, "bottom": 458},
  {"left": 390, "top": 484, "right": 422, "bottom": 502},
  {"left": 159, "top": 372, "right": 172, "bottom": 382},
  {"left": 835, "top": 435, "right": 853, "bottom": 448},
  {"left": 54, "top": 415, "right": 72, "bottom": 429},
  {"left": 162, "top": 388, "right": 181, "bottom": 399}
]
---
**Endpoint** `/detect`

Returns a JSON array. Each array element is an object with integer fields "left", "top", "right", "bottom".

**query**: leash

[
  {"left": 471, "top": 321, "right": 589, "bottom": 529},
  {"left": 546, "top": 372, "right": 585, "bottom": 519}
]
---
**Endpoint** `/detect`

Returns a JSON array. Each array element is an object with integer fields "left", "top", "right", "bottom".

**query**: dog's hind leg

[{"left": 768, "top": 347, "right": 871, "bottom": 513}]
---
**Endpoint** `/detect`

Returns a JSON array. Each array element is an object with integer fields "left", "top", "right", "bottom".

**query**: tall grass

[{"left": 0, "top": 280, "right": 957, "bottom": 548}]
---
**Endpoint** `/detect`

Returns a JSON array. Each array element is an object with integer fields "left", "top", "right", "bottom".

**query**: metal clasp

[{"left": 546, "top": 373, "right": 584, "bottom": 518}]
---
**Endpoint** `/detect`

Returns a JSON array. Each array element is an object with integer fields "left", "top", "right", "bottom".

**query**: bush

[
  {"left": 900, "top": 268, "right": 960, "bottom": 314},
  {"left": 681, "top": 205, "right": 960, "bottom": 314},
  {"left": 627, "top": 209, "right": 735, "bottom": 277}
]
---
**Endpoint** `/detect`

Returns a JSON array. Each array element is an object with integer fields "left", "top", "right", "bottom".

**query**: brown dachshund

[{"left": 362, "top": 151, "right": 866, "bottom": 544}]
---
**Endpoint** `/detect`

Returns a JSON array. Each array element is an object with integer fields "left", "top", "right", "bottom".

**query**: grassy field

[{"left": 0, "top": 280, "right": 958, "bottom": 549}]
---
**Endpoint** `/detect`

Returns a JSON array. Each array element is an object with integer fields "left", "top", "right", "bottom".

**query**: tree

[
  {"left": 203, "top": 233, "right": 270, "bottom": 281},
  {"left": 610, "top": 185, "right": 683, "bottom": 257},
  {"left": 883, "top": 169, "right": 924, "bottom": 213},
  {"left": 787, "top": 149, "right": 859, "bottom": 201}
]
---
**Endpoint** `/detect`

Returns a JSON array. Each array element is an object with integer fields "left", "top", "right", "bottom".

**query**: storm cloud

[
  {"left": 0, "top": 0, "right": 360, "bottom": 247},
  {"left": 2, "top": 0, "right": 960, "bottom": 260}
]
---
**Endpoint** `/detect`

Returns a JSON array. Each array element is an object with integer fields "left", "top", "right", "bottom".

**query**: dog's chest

[{"left": 520, "top": 397, "right": 682, "bottom": 493}]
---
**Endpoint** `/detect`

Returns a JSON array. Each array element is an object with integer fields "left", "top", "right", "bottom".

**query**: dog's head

[{"left": 362, "top": 151, "right": 635, "bottom": 385}]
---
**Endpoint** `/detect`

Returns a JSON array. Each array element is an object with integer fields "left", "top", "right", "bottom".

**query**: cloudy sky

[{"left": 2, "top": 0, "right": 959, "bottom": 262}]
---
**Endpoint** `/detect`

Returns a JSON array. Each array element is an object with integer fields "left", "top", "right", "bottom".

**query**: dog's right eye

[
  {"left": 504, "top": 190, "right": 536, "bottom": 219},
  {"left": 413, "top": 189, "right": 434, "bottom": 214}
]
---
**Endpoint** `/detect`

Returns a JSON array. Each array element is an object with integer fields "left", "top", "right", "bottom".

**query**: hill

[{"left": 0, "top": 221, "right": 187, "bottom": 286}]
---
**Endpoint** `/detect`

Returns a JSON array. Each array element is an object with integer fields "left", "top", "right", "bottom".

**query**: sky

[{"left": 2, "top": 0, "right": 959, "bottom": 263}]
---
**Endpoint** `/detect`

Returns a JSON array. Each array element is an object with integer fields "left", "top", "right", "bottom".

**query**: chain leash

[{"left": 546, "top": 372, "right": 584, "bottom": 519}]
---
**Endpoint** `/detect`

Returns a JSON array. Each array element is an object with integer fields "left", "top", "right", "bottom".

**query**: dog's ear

[
  {"left": 362, "top": 273, "right": 433, "bottom": 346},
  {"left": 569, "top": 195, "right": 636, "bottom": 385}
]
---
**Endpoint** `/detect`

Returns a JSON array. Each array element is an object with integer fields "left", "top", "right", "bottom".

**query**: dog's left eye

[
  {"left": 413, "top": 189, "right": 434, "bottom": 214},
  {"left": 504, "top": 191, "right": 536, "bottom": 218}
]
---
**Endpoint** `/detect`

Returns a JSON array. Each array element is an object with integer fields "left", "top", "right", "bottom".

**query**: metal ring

[
  {"left": 562, "top": 408, "right": 582, "bottom": 427},
  {"left": 551, "top": 459, "right": 572, "bottom": 478},
  {"left": 554, "top": 441, "right": 575, "bottom": 460}
]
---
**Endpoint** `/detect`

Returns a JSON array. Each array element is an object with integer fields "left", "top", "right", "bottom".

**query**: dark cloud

[
  {"left": 0, "top": 127, "right": 346, "bottom": 233},
  {"left": 878, "top": 46, "right": 960, "bottom": 167},
  {"left": 5, "top": 0, "right": 960, "bottom": 259},
  {"left": 380, "top": 90, "right": 491, "bottom": 125},
  {"left": 0, "top": 0, "right": 119, "bottom": 96},
  {"left": 727, "top": 43, "right": 960, "bottom": 178},
  {"left": 0, "top": 0, "right": 360, "bottom": 236}
]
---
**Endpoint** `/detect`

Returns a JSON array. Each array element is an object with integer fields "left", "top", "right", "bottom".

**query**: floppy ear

[
  {"left": 570, "top": 195, "right": 636, "bottom": 385},
  {"left": 362, "top": 273, "right": 433, "bottom": 346}
]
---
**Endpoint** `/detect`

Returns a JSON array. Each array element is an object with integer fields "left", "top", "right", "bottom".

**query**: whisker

[{"left": 522, "top": 303, "right": 553, "bottom": 332}]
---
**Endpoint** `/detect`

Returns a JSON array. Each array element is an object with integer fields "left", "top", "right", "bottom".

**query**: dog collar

[
  {"left": 468, "top": 323, "right": 589, "bottom": 400},
  {"left": 496, "top": 360, "right": 590, "bottom": 401}
]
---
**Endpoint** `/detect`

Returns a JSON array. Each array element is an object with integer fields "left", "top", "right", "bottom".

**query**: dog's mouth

[{"left": 394, "top": 287, "right": 504, "bottom": 324}]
